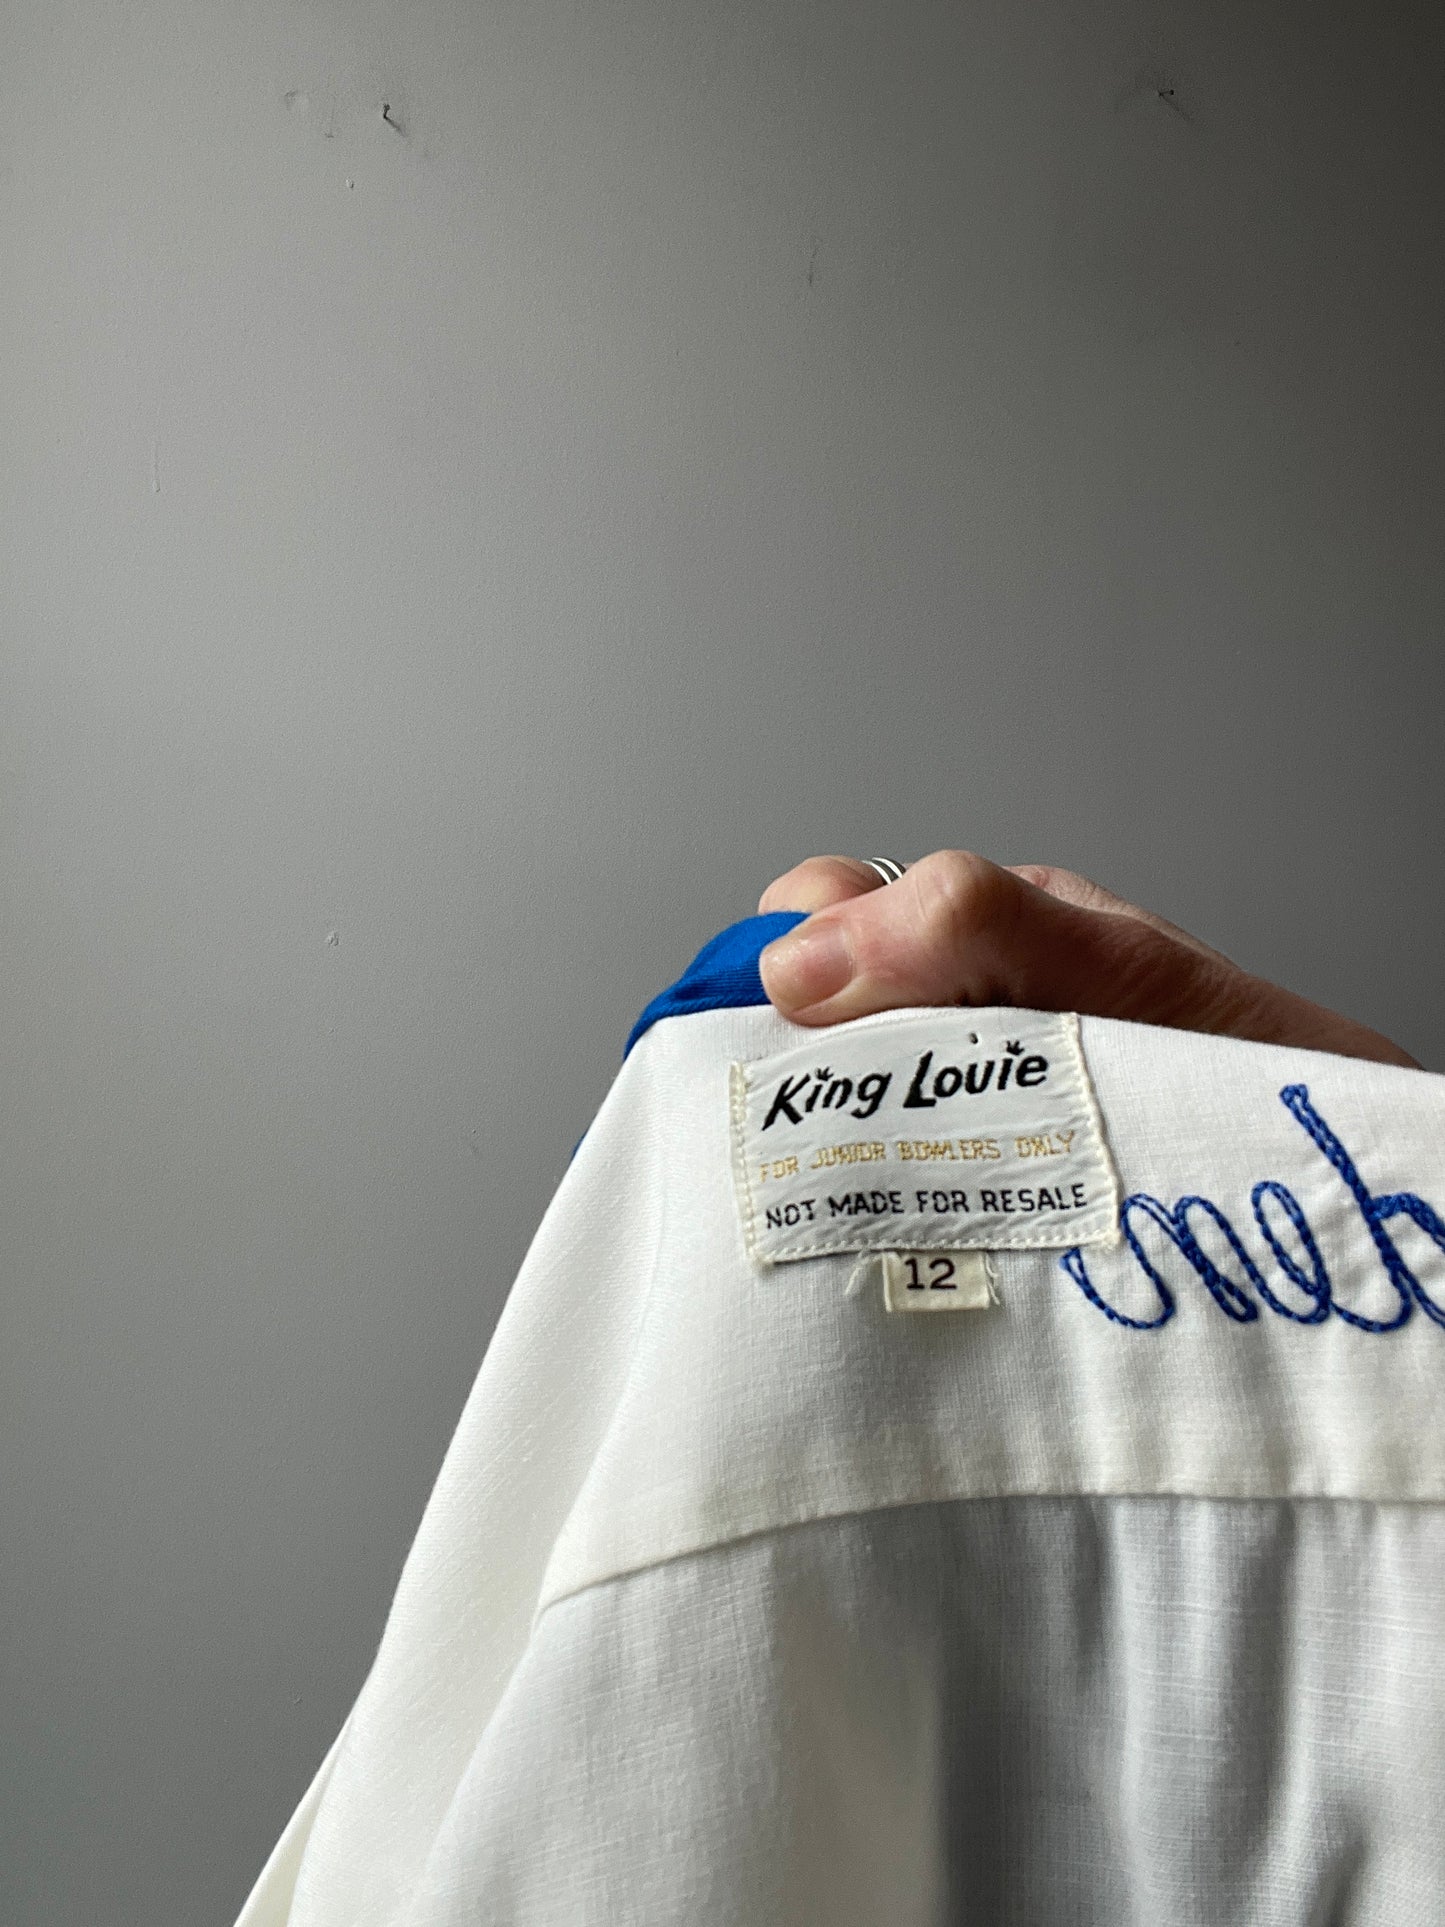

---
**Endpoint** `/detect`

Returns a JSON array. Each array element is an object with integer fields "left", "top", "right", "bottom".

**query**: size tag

[
  {"left": 881, "top": 1250, "right": 996, "bottom": 1313},
  {"left": 729, "top": 1008, "right": 1120, "bottom": 1266}
]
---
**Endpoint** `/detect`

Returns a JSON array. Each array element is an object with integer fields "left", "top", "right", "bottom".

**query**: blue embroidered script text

[{"left": 1060, "top": 1084, "right": 1445, "bottom": 1333}]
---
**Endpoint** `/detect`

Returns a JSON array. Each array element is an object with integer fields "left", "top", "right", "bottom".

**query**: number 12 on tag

[{"left": 881, "top": 1250, "right": 997, "bottom": 1314}]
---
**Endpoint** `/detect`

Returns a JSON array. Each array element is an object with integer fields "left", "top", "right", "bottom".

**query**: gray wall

[{"left": 3, "top": 1, "right": 1440, "bottom": 1919}]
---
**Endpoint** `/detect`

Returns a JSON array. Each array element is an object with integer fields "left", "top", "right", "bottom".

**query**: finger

[
  {"left": 756, "top": 847, "right": 1420, "bottom": 1066},
  {"left": 758, "top": 855, "right": 890, "bottom": 916},
  {"left": 759, "top": 849, "right": 1224, "bottom": 1025},
  {"left": 1005, "top": 864, "right": 1229, "bottom": 964}
]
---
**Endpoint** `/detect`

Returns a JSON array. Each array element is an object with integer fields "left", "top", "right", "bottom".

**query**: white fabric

[
  {"left": 235, "top": 1005, "right": 1445, "bottom": 1927},
  {"left": 406, "top": 1500, "right": 1445, "bottom": 1924}
]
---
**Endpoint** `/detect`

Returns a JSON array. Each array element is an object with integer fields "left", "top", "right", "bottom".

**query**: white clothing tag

[
  {"left": 881, "top": 1249, "right": 997, "bottom": 1312},
  {"left": 729, "top": 1008, "right": 1120, "bottom": 1266}
]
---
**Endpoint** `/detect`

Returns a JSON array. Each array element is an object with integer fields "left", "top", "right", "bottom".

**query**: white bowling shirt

[{"left": 235, "top": 914, "right": 1445, "bottom": 1926}]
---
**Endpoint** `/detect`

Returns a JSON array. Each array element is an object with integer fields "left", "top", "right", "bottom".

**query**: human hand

[{"left": 756, "top": 851, "right": 1420, "bottom": 1070}]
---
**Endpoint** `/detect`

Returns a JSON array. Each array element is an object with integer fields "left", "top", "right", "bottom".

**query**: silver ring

[{"left": 861, "top": 857, "right": 907, "bottom": 886}]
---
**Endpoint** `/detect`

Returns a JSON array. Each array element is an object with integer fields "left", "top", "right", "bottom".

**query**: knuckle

[
  {"left": 1011, "top": 863, "right": 1110, "bottom": 911},
  {"left": 908, "top": 849, "right": 1008, "bottom": 950},
  {"left": 1010, "top": 862, "right": 1067, "bottom": 895}
]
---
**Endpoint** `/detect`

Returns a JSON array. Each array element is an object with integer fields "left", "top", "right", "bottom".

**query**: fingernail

[{"left": 759, "top": 921, "right": 854, "bottom": 1010}]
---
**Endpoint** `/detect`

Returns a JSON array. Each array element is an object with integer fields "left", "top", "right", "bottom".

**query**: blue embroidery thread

[
  {"left": 1278, "top": 1082, "right": 1445, "bottom": 1329},
  {"left": 1247, "top": 1180, "right": 1331, "bottom": 1324},
  {"left": 1059, "top": 1242, "right": 1174, "bottom": 1330},
  {"left": 1061, "top": 1082, "right": 1445, "bottom": 1334}
]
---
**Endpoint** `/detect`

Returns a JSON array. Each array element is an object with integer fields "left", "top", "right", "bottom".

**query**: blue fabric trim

[
  {"left": 622, "top": 911, "right": 808, "bottom": 1059},
  {"left": 568, "top": 912, "right": 808, "bottom": 1165}
]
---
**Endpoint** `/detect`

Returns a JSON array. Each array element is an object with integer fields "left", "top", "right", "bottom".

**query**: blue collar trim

[{"left": 623, "top": 911, "right": 808, "bottom": 1058}]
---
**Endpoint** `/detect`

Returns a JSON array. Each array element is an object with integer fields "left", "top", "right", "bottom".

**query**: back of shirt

[{"left": 235, "top": 915, "right": 1445, "bottom": 1927}]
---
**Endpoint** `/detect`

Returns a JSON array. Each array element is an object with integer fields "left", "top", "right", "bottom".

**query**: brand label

[{"left": 729, "top": 1009, "right": 1121, "bottom": 1265}]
